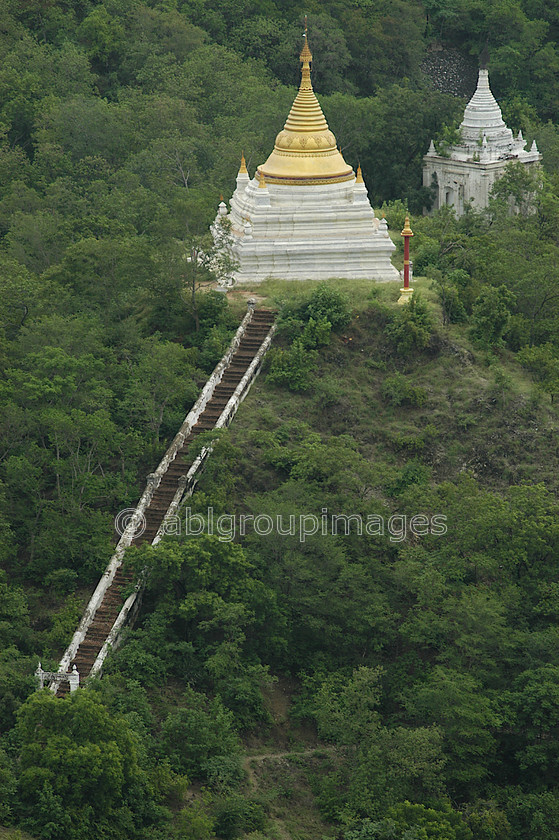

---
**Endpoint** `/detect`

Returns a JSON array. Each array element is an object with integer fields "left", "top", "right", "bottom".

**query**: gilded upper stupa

[{"left": 258, "top": 24, "right": 353, "bottom": 184}]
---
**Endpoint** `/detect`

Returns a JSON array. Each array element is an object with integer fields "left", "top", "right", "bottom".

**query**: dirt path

[{"left": 242, "top": 746, "right": 336, "bottom": 789}]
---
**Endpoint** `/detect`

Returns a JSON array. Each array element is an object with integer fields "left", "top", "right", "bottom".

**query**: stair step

[{"left": 52, "top": 309, "right": 276, "bottom": 697}]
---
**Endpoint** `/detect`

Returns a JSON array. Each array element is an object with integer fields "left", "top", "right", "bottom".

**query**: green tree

[
  {"left": 403, "top": 666, "right": 500, "bottom": 796},
  {"left": 160, "top": 687, "right": 240, "bottom": 781},
  {"left": 312, "top": 667, "right": 445, "bottom": 818},
  {"left": 386, "top": 294, "right": 435, "bottom": 354},
  {"left": 16, "top": 689, "right": 158, "bottom": 840},
  {"left": 507, "top": 665, "right": 559, "bottom": 784},
  {"left": 518, "top": 343, "right": 559, "bottom": 401},
  {"left": 470, "top": 285, "right": 516, "bottom": 349},
  {"left": 123, "top": 337, "right": 199, "bottom": 446}
]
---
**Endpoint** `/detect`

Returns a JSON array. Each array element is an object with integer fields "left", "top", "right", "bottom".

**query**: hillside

[
  {"left": 102, "top": 278, "right": 559, "bottom": 840},
  {"left": 2, "top": 1, "right": 559, "bottom": 839}
]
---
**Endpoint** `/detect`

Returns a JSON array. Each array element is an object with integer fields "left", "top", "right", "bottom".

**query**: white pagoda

[
  {"left": 423, "top": 68, "right": 541, "bottom": 215},
  {"left": 214, "top": 29, "right": 398, "bottom": 284}
]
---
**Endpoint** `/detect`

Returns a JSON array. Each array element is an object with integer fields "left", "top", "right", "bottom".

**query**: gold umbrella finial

[
  {"left": 300, "top": 15, "right": 312, "bottom": 65},
  {"left": 401, "top": 216, "right": 413, "bottom": 237}
]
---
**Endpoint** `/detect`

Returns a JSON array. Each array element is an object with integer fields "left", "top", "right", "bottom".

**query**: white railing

[
  {"left": 53, "top": 302, "right": 257, "bottom": 689},
  {"left": 88, "top": 317, "right": 277, "bottom": 679}
]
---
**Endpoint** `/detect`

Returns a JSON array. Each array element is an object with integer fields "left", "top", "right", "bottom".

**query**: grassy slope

[{"left": 229, "top": 276, "right": 558, "bottom": 494}]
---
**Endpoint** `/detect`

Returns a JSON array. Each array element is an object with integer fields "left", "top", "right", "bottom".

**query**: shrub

[
  {"left": 160, "top": 688, "right": 240, "bottom": 781},
  {"left": 44, "top": 568, "right": 78, "bottom": 595},
  {"left": 389, "top": 459, "right": 431, "bottom": 496},
  {"left": 413, "top": 233, "right": 441, "bottom": 274},
  {"left": 517, "top": 343, "right": 559, "bottom": 401},
  {"left": 198, "top": 324, "right": 234, "bottom": 372},
  {"left": 381, "top": 373, "right": 427, "bottom": 407},
  {"left": 212, "top": 795, "right": 266, "bottom": 840},
  {"left": 301, "top": 316, "right": 332, "bottom": 349},
  {"left": 44, "top": 596, "right": 83, "bottom": 655},
  {"left": 202, "top": 754, "right": 245, "bottom": 791},
  {"left": 470, "top": 285, "right": 516, "bottom": 349},
  {"left": 385, "top": 294, "right": 434, "bottom": 354},
  {"left": 303, "top": 283, "right": 351, "bottom": 330},
  {"left": 378, "top": 199, "right": 409, "bottom": 232},
  {"left": 275, "top": 313, "right": 306, "bottom": 342},
  {"left": 174, "top": 801, "right": 216, "bottom": 840},
  {"left": 429, "top": 269, "right": 467, "bottom": 325},
  {"left": 267, "top": 340, "right": 318, "bottom": 391}
]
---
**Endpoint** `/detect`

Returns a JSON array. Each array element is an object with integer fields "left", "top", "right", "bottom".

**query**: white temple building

[
  {"left": 423, "top": 68, "right": 541, "bottom": 215},
  {"left": 213, "top": 29, "right": 398, "bottom": 283}
]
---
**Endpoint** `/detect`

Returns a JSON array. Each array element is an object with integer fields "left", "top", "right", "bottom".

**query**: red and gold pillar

[{"left": 398, "top": 215, "right": 414, "bottom": 304}]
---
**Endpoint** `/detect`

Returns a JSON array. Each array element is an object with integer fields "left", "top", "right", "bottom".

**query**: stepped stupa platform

[{"left": 213, "top": 25, "right": 398, "bottom": 283}]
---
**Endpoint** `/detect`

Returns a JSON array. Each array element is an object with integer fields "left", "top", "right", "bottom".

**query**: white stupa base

[
  {"left": 220, "top": 175, "right": 399, "bottom": 284},
  {"left": 233, "top": 237, "right": 399, "bottom": 283}
]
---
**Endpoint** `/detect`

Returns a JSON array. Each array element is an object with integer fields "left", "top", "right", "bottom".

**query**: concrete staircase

[{"left": 55, "top": 307, "right": 276, "bottom": 694}]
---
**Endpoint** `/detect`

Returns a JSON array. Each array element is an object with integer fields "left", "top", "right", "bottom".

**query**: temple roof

[
  {"left": 258, "top": 26, "right": 353, "bottom": 185},
  {"left": 459, "top": 69, "right": 513, "bottom": 146}
]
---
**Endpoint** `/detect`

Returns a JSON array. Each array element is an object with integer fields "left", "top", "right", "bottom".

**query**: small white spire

[
  {"left": 427, "top": 139, "right": 436, "bottom": 156},
  {"left": 236, "top": 153, "right": 250, "bottom": 190}
]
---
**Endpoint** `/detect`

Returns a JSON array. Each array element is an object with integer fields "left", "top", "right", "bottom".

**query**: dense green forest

[{"left": 2, "top": 1, "right": 559, "bottom": 839}]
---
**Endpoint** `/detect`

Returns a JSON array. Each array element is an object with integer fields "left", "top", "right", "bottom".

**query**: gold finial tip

[
  {"left": 219, "top": 194, "right": 224, "bottom": 201},
  {"left": 401, "top": 216, "right": 414, "bottom": 237},
  {"left": 300, "top": 16, "right": 312, "bottom": 63},
  {"left": 258, "top": 172, "right": 267, "bottom": 188},
  {"left": 356, "top": 164, "right": 364, "bottom": 183},
  {"left": 239, "top": 152, "right": 248, "bottom": 174}
]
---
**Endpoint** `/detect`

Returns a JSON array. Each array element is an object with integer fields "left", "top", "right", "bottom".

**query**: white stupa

[
  {"left": 213, "top": 27, "right": 398, "bottom": 283},
  {"left": 423, "top": 68, "right": 541, "bottom": 215}
]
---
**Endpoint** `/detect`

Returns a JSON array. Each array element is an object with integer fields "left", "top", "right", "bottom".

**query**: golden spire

[
  {"left": 258, "top": 173, "right": 267, "bottom": 188},
  {"left": 356, "top": 164, "right": 364, "bottom": 183},
  {"left": 300, "top": 15, "right": 312, "bottom": 65},
  {"left": 239, "top": 152, "right": 248, "bottom": 174},
  {"left": 257, "top": 21, "right": 353, "bottom": 185}
]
